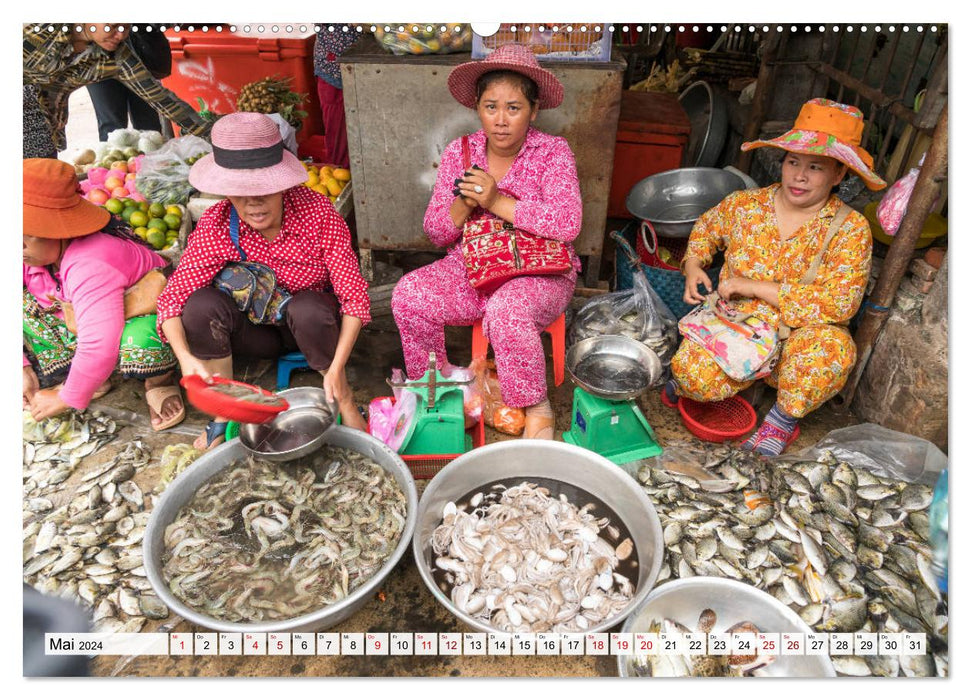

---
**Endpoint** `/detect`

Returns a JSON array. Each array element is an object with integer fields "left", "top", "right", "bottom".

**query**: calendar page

[{"left": 19, "top": 2, "right": 950, "bottom": 688}]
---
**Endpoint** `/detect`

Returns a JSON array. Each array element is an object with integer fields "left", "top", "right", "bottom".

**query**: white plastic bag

[
  {"left": 569, "top": 267, "right": 679, "bottom": 378},
  {"left": 135, "top": 135, "right": 213, "bottom": 205},
  {"left": 266, "top": 113, "right": 298, "bottom": 154},
  {"left": 780, "top": 423, "right": 947, "bottom": 485}
]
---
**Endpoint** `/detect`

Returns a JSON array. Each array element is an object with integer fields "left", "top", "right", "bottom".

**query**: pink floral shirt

[{"left": 423, "top": 127, "right": 583, "bottom": 271}]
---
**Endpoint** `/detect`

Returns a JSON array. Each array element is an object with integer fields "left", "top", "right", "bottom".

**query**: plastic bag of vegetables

[{"left": 135, "top": 135, "right": 212, "bottom": 205}]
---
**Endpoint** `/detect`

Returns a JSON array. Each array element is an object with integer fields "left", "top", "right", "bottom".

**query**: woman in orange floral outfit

[{"left": 663, "top": 99, "right": 887, "bottom": 456}]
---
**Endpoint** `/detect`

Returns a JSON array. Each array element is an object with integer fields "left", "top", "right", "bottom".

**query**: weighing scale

[
  {"left": 386, "top": 353, "right": 472, "bottom": 456},
  {"left": 562, "top": 335, "right": 663, "bottom": 464}
]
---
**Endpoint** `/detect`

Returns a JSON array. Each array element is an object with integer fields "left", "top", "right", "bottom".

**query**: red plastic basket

[
  {"left": 371, "top": 396, "right": 486, "bottom": 480},
  {"left": 180, "top": 376, "right": 288, "bottom": 424},
  {"left": 678, "top": 395, "right": 756, "bottom": 443}
]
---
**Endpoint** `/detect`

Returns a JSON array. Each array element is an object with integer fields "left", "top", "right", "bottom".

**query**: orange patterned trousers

[{"left": 670, "top": 324, "right": 857, "bottom": 418}]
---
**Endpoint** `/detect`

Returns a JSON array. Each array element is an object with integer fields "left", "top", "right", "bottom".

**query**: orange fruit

[
  {"left": 163, "top": 213, "right": 182, "bottom": 230},
  {"left": 128, "top": 211, "right": 149, "bottom": 228},
  {"left": 332, "top": 168, "right": 351, "bottom": 182},
  {"left": 324, "top": 178, "right": 342, "bottom": 197}
]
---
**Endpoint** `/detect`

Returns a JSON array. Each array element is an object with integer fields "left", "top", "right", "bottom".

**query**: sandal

[
  {"left": 523, "top": 413, "right": 555, "bottom": 440},
  {"left": 196, "top": 419, "right": 229, "bottom": 451},
  {"left": 145, "top": 384, "right": 186, "bottom": 431}
]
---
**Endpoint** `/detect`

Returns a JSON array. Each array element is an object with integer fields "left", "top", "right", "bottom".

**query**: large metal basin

[
  {"left": 626, "top": 167, "right": 746, "bottom": 238},
  {"left": 413, "top": 441, "right": 665, "bottom": 635},
  {"left": 143, "top": 426, "right": 418, "bottom": 633},
  {"left": 679, "top": 81, "right": 729, "bottom": 168},
  {"left": 617, "top": 578, "right": 836, "bottom": 677}
]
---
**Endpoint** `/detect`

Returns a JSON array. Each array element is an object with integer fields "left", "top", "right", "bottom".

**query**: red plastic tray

[
  {"left": 678, "top": 395, "right": 756, "bottom": 443},
  {"left": 180, "top": 375, "right": 289, "bottom": 424}
]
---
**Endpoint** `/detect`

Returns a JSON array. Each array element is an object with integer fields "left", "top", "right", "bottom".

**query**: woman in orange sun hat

[{"left": 662, "top": 98, "right": 887, "bottom": 456}]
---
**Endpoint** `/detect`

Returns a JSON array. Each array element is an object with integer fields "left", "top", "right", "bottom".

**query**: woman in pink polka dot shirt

[
  {"left": 392, "top": 45, "right": 582, "bottom": 440},
  {"left": 156, "top": 113, "right": 370, "bottom": 448}
]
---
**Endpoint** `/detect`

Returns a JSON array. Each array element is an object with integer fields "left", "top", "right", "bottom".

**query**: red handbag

[{"left": 458, "top": 135, "right": 573, "bottom": 293}]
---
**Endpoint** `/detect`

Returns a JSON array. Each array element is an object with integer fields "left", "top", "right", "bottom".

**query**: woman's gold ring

[{"left": 474, "top": 185, "right": 483, "bottom": 194}]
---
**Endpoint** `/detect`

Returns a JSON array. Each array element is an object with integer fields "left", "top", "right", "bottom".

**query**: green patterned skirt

[{"left": 23, "top": 289, "right": 176, "bottom": 388}]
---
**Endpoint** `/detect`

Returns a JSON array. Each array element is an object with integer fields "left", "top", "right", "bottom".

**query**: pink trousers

[{"left": 392, "top": 252, "right": 576, "bottom": 408}]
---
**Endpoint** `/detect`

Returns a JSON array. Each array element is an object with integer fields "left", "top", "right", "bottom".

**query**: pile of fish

[
  {"left": 431, "top": 482, "right": 636, "bottom": 633},
  {"left": 632, "top": 609, "right": 777, "bottom": 677},
  {"left": 638, "top": 443, "right": 948, "bottom": 677},
  {"left": 23, "top": 411, "right": 169, "bottom": 633},
  {"left": 161, "top": 446, "right": 406, "bottom": 623}
]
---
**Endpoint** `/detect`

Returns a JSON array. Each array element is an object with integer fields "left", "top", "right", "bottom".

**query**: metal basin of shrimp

[
  {"left": 144, "top": 427, "right": 417, "bottom": 633},
  {"left": 414, "top": 441, "right": 664, "bottom": 634},
  {"left": 618, "top": 577, "right": 836, "bottom": 677}
]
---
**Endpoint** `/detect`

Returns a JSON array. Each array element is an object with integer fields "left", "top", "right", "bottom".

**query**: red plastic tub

[{"left": 163, "top": 28, "right": 323, "bottom": 145}]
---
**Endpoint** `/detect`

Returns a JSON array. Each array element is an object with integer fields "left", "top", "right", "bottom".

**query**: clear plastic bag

[
  {"left": 471, "top": 358, "right": 524, "bottom": 436},
  {"left": 134, "top": 135, "right": 212, "bottom": 205},
  {"left": 569, "top": 267, "right": 680, "bottom": 378},
  {"left": 781, "top": 423, "right": 947, "bottom": 485},
  {"left": 876, "top": 164, "right": 920, "bottom": 236}
]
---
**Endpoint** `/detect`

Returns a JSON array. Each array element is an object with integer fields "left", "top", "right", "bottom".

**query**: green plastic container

[{"left": 397, "top": 368, "right": 469, "bottom": 456}]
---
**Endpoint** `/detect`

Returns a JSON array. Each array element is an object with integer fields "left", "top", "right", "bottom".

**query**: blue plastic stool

[{"left": 277, "top": 351, "right": 311, "bottom": 389}]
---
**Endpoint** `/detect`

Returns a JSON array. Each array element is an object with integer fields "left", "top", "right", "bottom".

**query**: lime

[
  {"left": 121, "top": 206, "right": 138, "bottom": 223},
  {"left": 162, "top": 213, "right": 182, "bottom": 230},
  {"left": 104, "top": 198, "right": 124, "bottom": 215},
  {"left": 134, "top": 226, "right": 149, "bottom": 239},
  {"left": 138, "top": 201, "right": 150, "bottom": 213},
  {"left": 129, "top": 211, "right": 149, "bottom": 228},
  {"left": 147, "top": 218, "right": 168, "bottom": 232},
  {"left": 146, "top": 229, "right": 166, "bottom": 249},
  {"left": 165, "top": 205, "right": 183, "bottom": 217},
  {"left": 121, "top": 198, "right": 134, "bottom": 207},
  {"left": 148, "top": 202, "right": 166, "bottom": 219}
]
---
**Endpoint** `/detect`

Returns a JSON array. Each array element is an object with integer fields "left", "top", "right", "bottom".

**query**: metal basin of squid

[
  {"left": 618, "top": 578, "right": 836, "bottom": 677},
  {"left": 413, "top": 441, "right": 665, "bottom": 635}
]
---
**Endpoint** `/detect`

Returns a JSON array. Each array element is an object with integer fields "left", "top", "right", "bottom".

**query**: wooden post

[
  {"left": 835, "top": 103, "right": 948, "bottom": 410},
  {"left": 735, "top": 32, "right": 783, "bottom": 174}
]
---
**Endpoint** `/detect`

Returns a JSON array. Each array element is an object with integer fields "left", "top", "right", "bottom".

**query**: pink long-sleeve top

[
  {"left": 424, "top": 127, "right": 583, "bottom": 271},
  {"left": 23, "top": 232, "right": 166, "bottom": 410}
]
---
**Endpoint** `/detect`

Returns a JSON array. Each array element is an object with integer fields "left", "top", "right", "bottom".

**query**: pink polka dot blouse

[{"left": 156, "top": 186, "right": 369, "bottom": 341}]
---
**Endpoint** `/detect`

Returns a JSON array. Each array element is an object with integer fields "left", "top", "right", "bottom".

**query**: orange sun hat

[
  {"left": 24, "top": 158, "right": 111, "bottom": 239},
  {"left": 741, "top": 98, "right": 887, "bottom": 190}
]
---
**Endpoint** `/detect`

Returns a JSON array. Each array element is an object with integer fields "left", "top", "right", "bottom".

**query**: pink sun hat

[
  {"left": 187, "top": 112, "right": 309, "bottom": 197},
  {"left": 448, "top": 43, "right": 564, "bottom": 110}
]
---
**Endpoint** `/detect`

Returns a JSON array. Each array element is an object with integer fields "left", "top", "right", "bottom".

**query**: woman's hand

[
  {"left": 177, "top": 353, "right": 214, "bottom": 383},
  {"left": 457, "top": 166, "right": 500, "bottom": 210},
  {"left": 716, "top": 277, "right": 754, "bottom": 301},
  {"left": 23, "top": 366, "right": 40, "bottom": 408},
  {"left": 682, "top": 257, "right": 713, "bottom": 305},
  {"left": 322, "top": 363, "right": 352, "bottom": 406},
  {"left": 29, "top": 388, "right": 70, "bottom": 421}
]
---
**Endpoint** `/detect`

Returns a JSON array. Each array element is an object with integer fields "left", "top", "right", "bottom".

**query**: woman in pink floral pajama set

[{"left": 392, "top": 44, "right": 581, "bottom": 439}]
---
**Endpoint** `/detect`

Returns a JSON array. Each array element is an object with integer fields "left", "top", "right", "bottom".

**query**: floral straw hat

[
  {"left": 24, "top": 158, "right": 111, "bottom": 239},
  {"left": 741, "top": 98, "right": 887, "bottom": 190},
  {"left": 448, "top": 43, "right": 565, "bottom": 110},
  {"left": 188, "top": 112, "right": 309, "bottom": 197}
]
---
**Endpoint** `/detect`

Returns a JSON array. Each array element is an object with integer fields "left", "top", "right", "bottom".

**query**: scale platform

[
  {"left": 563, "top": 386, "right": 662, "bottom": 465},
  {"left": 388, "top": 353, "right": 471, "bottom": 456}
]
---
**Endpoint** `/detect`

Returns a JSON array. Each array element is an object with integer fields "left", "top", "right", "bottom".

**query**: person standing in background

[
  {"left": 313, "top": 25, "right": 361, "bottom": 169},
  {"left": 86, "top": 25, "right": 172, "bottom": 140}
]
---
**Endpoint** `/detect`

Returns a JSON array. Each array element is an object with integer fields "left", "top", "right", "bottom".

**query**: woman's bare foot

[
  {"left": 144, "top": 372, "right": 186, "bottom": 430},
  {"left": 523, "top": 398, "right": 555, "bottom": 440}
]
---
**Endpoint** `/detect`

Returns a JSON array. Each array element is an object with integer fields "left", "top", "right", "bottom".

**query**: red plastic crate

[
  {"left": 162, "top": 28, "right": 323, "bottom": 146},
  {"left": 371, "top": 396, "right": 486, "bottom": 480}
]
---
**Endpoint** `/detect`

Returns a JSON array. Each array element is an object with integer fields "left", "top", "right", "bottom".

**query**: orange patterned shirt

[{"left": 685, "top": 184, "right": 872, "bottom": 329}]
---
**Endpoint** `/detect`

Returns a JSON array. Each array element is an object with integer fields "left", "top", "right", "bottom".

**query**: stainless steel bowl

[
  {"left": 617, "top": 577, "right": 836, "bottom": 677},
  {"left": 239, "top": 387, "right": 339, "bottom": 462},
  {"left": 566, "top": 335, "right": 663, "bottom": 401},
  {"left": 143, "top": 426, "right": 418, "bottom": 633},
  {"left": 678, "top": 81, "right": 729, "bottom": 168},
  {"left": 625, "top": 167, "right": 746, "bottom": 238},
  {"left": 413, "top": 441, "right": 665, "bottom": 635}
]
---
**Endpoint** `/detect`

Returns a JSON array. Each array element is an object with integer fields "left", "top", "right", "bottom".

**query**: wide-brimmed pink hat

[
  {"left": 188, "top": 113, "right": 308, "bottom": 197},
  {"left": 448, "top": 43, "right": 564, "bottom": 110}
]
